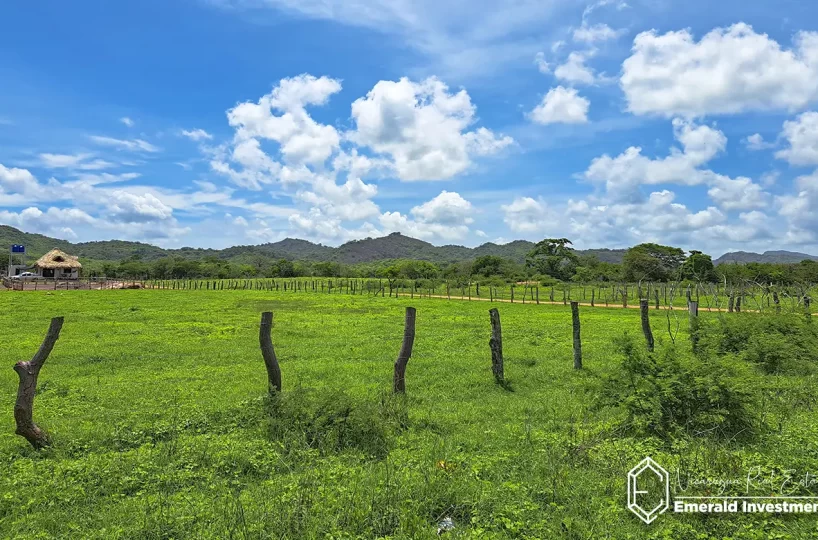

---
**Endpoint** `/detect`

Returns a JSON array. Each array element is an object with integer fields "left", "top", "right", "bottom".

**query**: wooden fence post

[
  {"left": 654, "top": 289, "right": 660, "bottom": 310},
  {"left": 393, "top": 307, "right": 417, "bottom": 394},
  {"left": 14, "top": 316, "right": 64, "bottom": 449},
  {"left": 806, "top": 296, "right": 812, "bottom": 322},
  {"left": 688, "top": 301, "right": 699, "bottom": 352},
  {"left": 590, "top": 288, "right": 595, "bottom": 307},
  {"left": 640, "top": 299, "right": 654, "bottom": 352},
  {"left": 571, "top": 302, "right": 582, "bottom": 369},
  {"left": 259, "top": 312, "right": 282, "bottom": 394},
  {"left": 488, "top": 308, "right": 504, "bottom": 384}
]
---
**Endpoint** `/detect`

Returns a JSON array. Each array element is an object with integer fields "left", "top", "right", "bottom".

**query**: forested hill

[
  {"left": 0, "top": 226, "right": 627, "bottom": 264},
  {"left": 714, "top": 250, "right": 818, "bottom": 265}
]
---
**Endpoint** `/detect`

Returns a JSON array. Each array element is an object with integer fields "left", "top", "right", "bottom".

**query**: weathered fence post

[
  {"left": 393, "top": 307, "right": 417, "bottom": 394},
  {"left": 571, "top": 302, "right": 582, "bottom": 369},
  {"left": 14, "top": 316, "right": 64, "bottom": 449},
  {"left": 259, "top": 312, "right": 282, "bottom": 394},
  {"left": 654, "top": 289, "right": 660, "bottom": 310},
  {"left": 590, "top": 288, "right": 595, "bottom": 307},
  {"left": 688, "top": 300, "right": 699, "bottom": 352},
  {"left": 640, "top": 299, "right": 654, "bottom": 352},
  {"left": 488, "top": 308, "right": 504, "bottom": 384}
]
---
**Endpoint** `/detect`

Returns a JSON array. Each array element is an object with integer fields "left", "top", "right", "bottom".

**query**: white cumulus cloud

[
  {"left": 530, "top": 86, "right": 590, "bottom": 125},
  {"left": 621, "top": 23, "right": 818, "bottom": 117}
]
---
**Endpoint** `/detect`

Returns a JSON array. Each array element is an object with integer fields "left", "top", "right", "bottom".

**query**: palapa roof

[{"left": 34, "top": 248, "right": 82, "bottom": 269}]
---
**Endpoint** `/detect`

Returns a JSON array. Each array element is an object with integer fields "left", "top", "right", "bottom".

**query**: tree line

[{"left": 82, "top": 239, "right": 818, "bottom": 286}]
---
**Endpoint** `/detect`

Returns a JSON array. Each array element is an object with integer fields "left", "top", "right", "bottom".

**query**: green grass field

[{"left": 2, "top": 290, "right": 818, "bottom": 538}]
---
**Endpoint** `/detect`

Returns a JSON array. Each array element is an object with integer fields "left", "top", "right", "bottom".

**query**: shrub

[
  {"left": 602, "top": 333, "right": 757, "bottom": 440},
  {"left": 538, "top": 276, "right": 561, "bottom": 287},
  {"left": 700, "top": 314, "right": 818, "bottom": 374},
  {"left": 265, "top": 387, "right": 406, "bottom": 459}
]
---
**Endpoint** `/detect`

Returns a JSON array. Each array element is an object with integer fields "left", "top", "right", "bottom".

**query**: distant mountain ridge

[
  {"left": 714, "top": 250, "right": 818, "bottom": 265},
  {"left": 0, "top": 225, "right": 629, "bottom": 265},
  {"left": 4, "top": 225, "right": 817, "bottom": 266}
]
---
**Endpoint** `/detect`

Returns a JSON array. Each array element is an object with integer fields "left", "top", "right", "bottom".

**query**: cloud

[
  {"left": 529, "top": 86, "right": 590, "bottom": 125},
  {"left": 554, "top": 51, "right": 597, "bottom": 85},
  {"left": 775, "top": 111, "right": 818, "bottom": 165},
  {"left": 621, "top": 23, "right": 818, "bottom": 117},
  {"left": 583, "top": 118, "right": 727, "bottom": 198},
  {"left": 349, "top": 76, "right": 512, "bottom": 181},
  {"left": 89, "top": 135, "right": 160, "bottom": 153},
  {"left": 120, "top": 117, "right": 135, "bottom": 127},
  {"left": 206, "top": 0, "right": 572, "bottom": 80},
  {"left": 106, "top": 191, "right": 174, "bottom": 223},
  {"left": 501, "top": 196, "right": 555, "bottom": 233},
  {"left": 378, "top": 191, "right": 475, "bottom": 241},
  {"left": 297, "top": 176, "right": 380, "bottom": 221},
  {"left": 573, "top": 23, "right": 624, "bottom": 43},
  {"left": 776, "top": 170, "right": 818, "bottom": 244},
  {"left": 227, "top": 74, "right": 342, "bottom": 167},
  {"left": 534, "top": 52, "right": 550, "bottom": 74},
  {"left": 39, "top": 153, "right": 115, "bottom": 170},
  {"left": 410, "top": 190, "right": 474, "bottom": 225},
  {"left": 181, "top": 128, "right": 214, "bottom": 141},
  {"left": 0, "top": 207, "right": 96, "bottom": 237},
  {"left": 0, "top": 163, "right": 44, "bottom": 197},
  {"left": 744, "top": 133, "right": 775, "bottom": 151},
  {"left": 288, "top": 207, "right": 380, "bottom": 242},
  {"left": 707, "top": 175, "right": 770, "bottom": 211}
]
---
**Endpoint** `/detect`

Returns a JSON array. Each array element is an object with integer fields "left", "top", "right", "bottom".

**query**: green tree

[
  {"left": 313, "top": 261, "right": 342, "bottom": 277},
  {"left": 525, "top": 238, "right": 578, "bottom": 281},
  {"left": 471, "top": 255, "right": 508, "bottom": 277},
  {"left": 623, "top": 243, "right": 686, "bottom": 281},
  {"left": 681, "top": 251, "right": 716, "bottom": 282}
]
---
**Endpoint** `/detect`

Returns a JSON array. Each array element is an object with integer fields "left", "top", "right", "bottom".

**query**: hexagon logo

[{"left": 627, "top": 457, "right": 670, "bottom": 524}]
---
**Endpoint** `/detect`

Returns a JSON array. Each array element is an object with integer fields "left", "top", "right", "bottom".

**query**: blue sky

[{"left": 1, "top": 0, "right": 818, "bottom": 257}]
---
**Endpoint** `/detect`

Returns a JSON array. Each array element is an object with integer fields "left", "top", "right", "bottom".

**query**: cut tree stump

[
  {"left": 488, "top": 308, "right": 504, "bottom": 384},
  {"left": 259, "top": 312, "right": 282, "bottom": 393},
  {"left": 14, "top": 316, "right": 64, "bottom": 449},
  {"left": 393, "top": 307, "right": 417, "bottom": 394}
]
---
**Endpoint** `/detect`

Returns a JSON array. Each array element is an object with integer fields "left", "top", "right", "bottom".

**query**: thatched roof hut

[{"left": 34, "top": 249, "right": 82, "bottom": 270}]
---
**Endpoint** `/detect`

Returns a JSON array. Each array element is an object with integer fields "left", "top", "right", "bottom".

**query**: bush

[
  {"left": 265, "top": 387, "right": 407, "bottom": 459},
  {"left": 602, "top": 333, "right": 757, "bottom": 440},
  {"left": 701, "top": 314, "right": 818, "bottom": 374}
]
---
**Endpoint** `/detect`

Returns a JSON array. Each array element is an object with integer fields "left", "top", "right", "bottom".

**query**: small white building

[{"left": 33, "top": 249, "right": 82, "bottom": 279}]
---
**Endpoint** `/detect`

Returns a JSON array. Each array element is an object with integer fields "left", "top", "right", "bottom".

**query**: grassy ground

[{"left": 1, "top": 290, "right": 817, "bottom": 538}]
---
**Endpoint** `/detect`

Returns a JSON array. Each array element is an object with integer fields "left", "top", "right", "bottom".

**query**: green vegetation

[
  {"left": 2, "top": 290, "right": 818, "bottom": 538},
  {"left": 5, "top": 225, "right": 818, "bottom": 293}
]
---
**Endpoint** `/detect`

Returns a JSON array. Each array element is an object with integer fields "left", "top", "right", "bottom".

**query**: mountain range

[
  {"left": 1, "top": 225, "right": 816, "bottom": 266},
  {"left": 713, "top": 250, "right": 818, "bottom": 265}
]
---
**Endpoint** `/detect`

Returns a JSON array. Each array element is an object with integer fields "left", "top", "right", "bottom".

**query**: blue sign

[{"left": 11, "top": 244, "right": 25, "bottom": 253}]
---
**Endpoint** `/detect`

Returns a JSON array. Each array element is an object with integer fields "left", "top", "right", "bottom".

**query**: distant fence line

[
  {"left": 3, "top": 276, "right": 814, "bottom": 315},
  {"left": 1, "top": 277, "right": 123, "bottom": 291}
]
